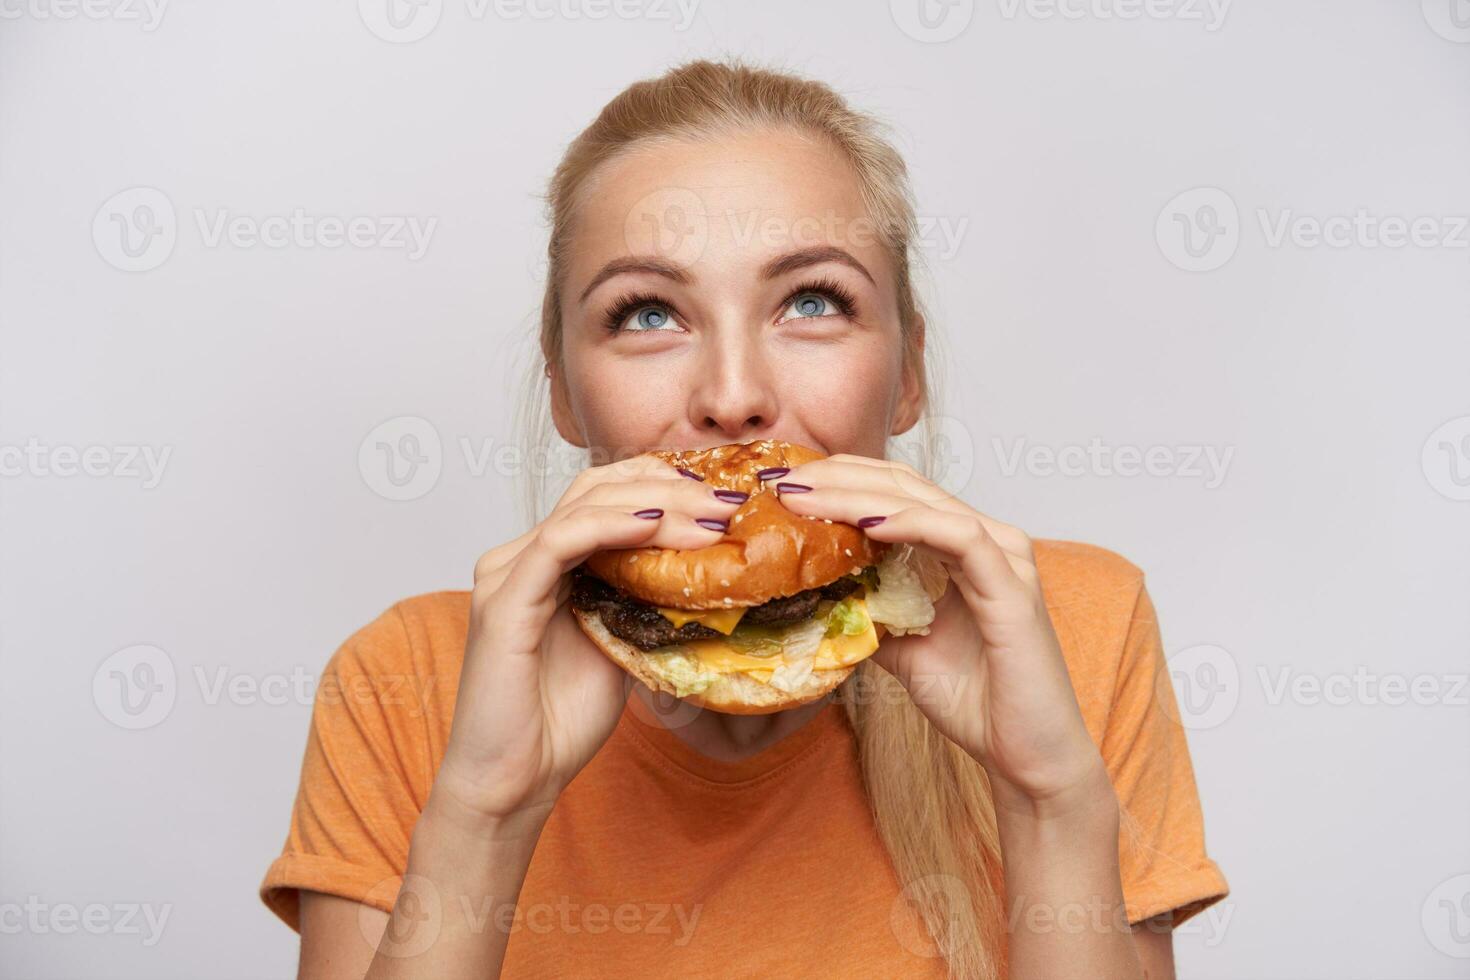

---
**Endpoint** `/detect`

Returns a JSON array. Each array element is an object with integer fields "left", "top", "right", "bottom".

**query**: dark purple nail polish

[
  {"left": 775, "top": 482, "right": 812, "bottom": 493},
  {"left": 634, "top": 508, "right": 663, "bottom": 519},
  {"left": 713, "top": 489, "right": 748, "bottom": 504},
  {"left": 694, "top": 517, "right": 729, "bottom": 532},
  {"left": 857, "top": 515, "right": 887, "bottom": 528},
  {"left": 756, "top": 467, "right": 789, "bottom": 481},
  {"left": 677, "top": 467, "right": 705, "bottom": 481}
]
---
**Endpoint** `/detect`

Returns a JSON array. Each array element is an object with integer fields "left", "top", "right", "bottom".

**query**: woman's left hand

[{"left": 774, "top": 454, "right": 1111, "bottom": 814}]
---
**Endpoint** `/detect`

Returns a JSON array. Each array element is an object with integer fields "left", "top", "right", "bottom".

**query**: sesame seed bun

[{"left": 582, "top": 439, "right": 886, "bottom": 610}]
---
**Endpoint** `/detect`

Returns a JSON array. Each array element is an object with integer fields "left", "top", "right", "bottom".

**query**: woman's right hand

[{"left": 427, "top": 454, "right": 741, "bottom": 832}]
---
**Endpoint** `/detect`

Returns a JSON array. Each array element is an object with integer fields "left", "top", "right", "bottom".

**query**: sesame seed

[
  {"left": 723, "top": 596, "right": 733, "bottom": 606},
  {"left": 630, "top": 555, "right": 639, "bottom": 563},
  {"left": 823, "top": 518, "right": 833, "bottom": 524},
  {"left": 734, "top": 514, "right": 744, "bottom": 523},
  {"left": 720, "top": 579, "right": 730, "bottom": 587},
  {"left": 844, "top": 548, "right": 852, "bottom": 557},
  {"left": 682, "top": 586, "right": 691, "bottom": 597}
]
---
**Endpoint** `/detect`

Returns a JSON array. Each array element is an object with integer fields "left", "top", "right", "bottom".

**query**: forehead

[{"left": 564, "top": 127, "right": 889, "bottom": 287}]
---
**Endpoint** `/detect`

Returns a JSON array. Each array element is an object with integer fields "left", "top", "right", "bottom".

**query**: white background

[{"left": 2, "top": 1, "right": 1468, "bottom": 977}]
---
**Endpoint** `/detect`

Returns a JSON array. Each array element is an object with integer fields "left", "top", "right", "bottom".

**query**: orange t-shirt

[{"left": 260, "top": 540, "right": 1228, "bottom": 975}]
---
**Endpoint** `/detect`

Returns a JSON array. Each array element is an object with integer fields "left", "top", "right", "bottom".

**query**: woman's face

[{"left": 552, "top": 127, "right": 922, "bottom": 461}]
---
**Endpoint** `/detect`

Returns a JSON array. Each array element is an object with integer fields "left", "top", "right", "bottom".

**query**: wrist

[
  {"left": 988, "top": 752, "right": 1118, "bottom": 831},
  {"left": 419, "top": 784, "right": 553, "bottom": 854}
]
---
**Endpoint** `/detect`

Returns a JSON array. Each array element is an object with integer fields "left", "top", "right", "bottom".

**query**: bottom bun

[{"left": 572, "top": 607, "right": 854, "bottom": 715}]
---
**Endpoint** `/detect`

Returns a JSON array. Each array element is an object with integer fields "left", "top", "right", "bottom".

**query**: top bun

[{"left": 583, "top": 439, "right": 887, "bottom": 609}]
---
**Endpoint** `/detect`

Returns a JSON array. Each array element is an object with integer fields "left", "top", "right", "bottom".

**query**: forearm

[
  {"left": 365, "top": 794, "right": 551, "bottom": 980},
  {"left": 992, "top": 762, "right": 1143, "bottom": 980}
]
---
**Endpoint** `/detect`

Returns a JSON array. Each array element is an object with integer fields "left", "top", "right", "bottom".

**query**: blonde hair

[{"left": 515, "top": 60, "right": 1005, "bottom": 979}]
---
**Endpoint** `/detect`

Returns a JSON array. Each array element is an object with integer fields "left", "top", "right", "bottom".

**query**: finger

[
  {"left": 476, "top": 481, "right": 739, "bottom": 594},
  {"left": 481, "top": 506, "right": 664, "bottom": 649},
  {"left": 779, "top": 457, "right": 1034, "bottom": 562},
  {"left": 853, "top": 505, "right": 1030, "bottom": 604},
  {"left": 784, "top": 454, "right": 955, "bottom": 507},
  {"left": 576, "top": 475, "right": 749, "bottom": 519},
  {"left": 555, "top": 453, "right": 686, "bottom": 511},
  {"left": 474, "top": 528, "right": 539, "bottom": 586},
  {"left": 473, "top": 456, "right": 724, "bottom": 587}
]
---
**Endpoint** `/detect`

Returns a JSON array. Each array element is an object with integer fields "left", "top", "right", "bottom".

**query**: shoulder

[
  {"left": 322, "top": 590, "right": 472, "bottom": 693},
  {"left": 1031, "top": 539, "right": 1152, "bottom": 735},
  {"left": 1033, "top": 538, "right": 1145, "bottom": 612}
]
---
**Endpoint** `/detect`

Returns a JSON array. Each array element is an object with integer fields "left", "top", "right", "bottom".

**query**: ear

[
  {"left": 889, "top": 315, "right": 926, "bottom": 437},
  {"left": 547, "top": 362, "right": 588, "bottom": 448}
]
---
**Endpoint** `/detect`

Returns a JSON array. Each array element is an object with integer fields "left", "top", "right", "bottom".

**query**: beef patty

[{"left": 569, "top": 565, "right": 868, "bottom": 652}]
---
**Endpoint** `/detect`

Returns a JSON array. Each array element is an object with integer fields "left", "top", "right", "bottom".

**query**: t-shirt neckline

[{"left": 615, "top": 695, "right": 847, "bottom": 786}]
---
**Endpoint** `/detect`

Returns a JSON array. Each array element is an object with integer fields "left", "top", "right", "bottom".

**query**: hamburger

[{"left": 569, "top": 439, "right": 941, "bottom": 714}]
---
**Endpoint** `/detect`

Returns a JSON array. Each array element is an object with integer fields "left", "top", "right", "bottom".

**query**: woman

[{"left": 261, "top": 60, "right": 1228, "bottom": 979}]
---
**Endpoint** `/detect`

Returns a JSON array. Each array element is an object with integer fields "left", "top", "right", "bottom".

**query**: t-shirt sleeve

[
  {"left": 1102, "top": 581, "right": 1230, "bottom": 926},
  {"left": 259, "top": 605, "right": 430, "bottom": 932}
]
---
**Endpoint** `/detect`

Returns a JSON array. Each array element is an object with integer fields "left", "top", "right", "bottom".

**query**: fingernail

[
  {"left": 712, "top": 489, "right": 748, "bottom": 504},
  {"left": 756, "top": 467, "right": 789, "bottom": 481},
  {"left": 677, "top": 467, "right": 705, "bottom": 481},
  {"left": 857, "top": 515, "right": 886, "bottom": 528},
  {"left": 634, "top": 508, "right": 664, "bottom": 519},
  {"left": 775, "top": 482, "right": 812, "bottom": 494},
  {"left": 694, "top": 517, "right": 729, "bottom": 532}
]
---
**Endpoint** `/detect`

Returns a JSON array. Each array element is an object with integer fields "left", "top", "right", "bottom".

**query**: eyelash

[{"left": 600, "top": 276, "right": 860, "bottom": 334}]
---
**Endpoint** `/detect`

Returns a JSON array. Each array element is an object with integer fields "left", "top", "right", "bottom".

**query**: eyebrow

[
  {"left": 577, "top": 245, "right": 876, "bottom": 304},
  {"left": 760, "top": 246, "right": 876, "bottom": 286},
  {"left": 578, "top": 257, "right": 691, "bottom": 304}
]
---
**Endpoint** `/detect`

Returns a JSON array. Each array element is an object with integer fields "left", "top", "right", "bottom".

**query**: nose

[{"left": 686, "top": 327, "right": 779, "bottom": 441}]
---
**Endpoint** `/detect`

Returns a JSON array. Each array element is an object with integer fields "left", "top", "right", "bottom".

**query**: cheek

[
  {"left": 772, "top": 337, "right": 903, "bottom": 453},
  {"left": 565, "top": 353, "right": 688, "bottom": 449}
]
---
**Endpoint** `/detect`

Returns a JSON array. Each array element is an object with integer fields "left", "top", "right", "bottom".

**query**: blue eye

[
  {"left": 789, "top": 293, "right": 830, "bottom": 318},
  {"left": 628, "top": 306, "right": 672, "bottom": 331}
]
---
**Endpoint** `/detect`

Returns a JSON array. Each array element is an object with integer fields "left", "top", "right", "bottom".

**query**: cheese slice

[
  {"left": 679, "top": 607, "right": 880, "bottom": 680},
  {"left": 656, "top": 605, "right": 747, "bottom": 635}
]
